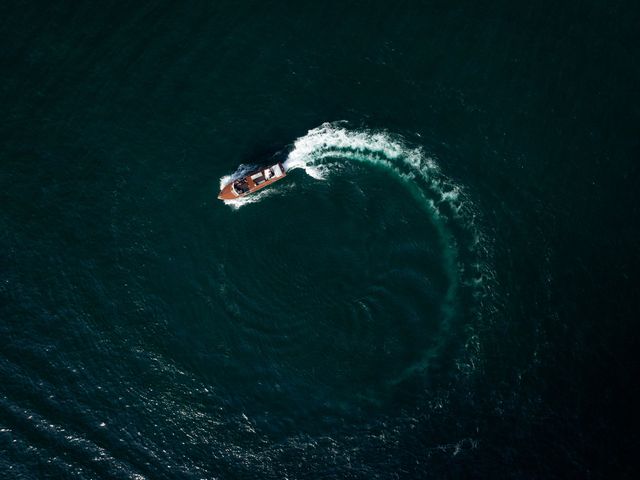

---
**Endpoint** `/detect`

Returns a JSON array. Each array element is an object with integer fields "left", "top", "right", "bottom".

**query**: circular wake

[
  {"left": 278, "top": 122, "right": 491, "bottom": 383},
  {"left": 218, "top": 122, "right": 492, "bottom": 402}
]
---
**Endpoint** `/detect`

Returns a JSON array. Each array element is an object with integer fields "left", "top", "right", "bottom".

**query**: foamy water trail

[
  {"left": 281, "top": 122, "right": 494, "bottom": 381},
  {"left": 284, "top": 123, "right": 411, "bottom": 174},
  {"left": 283, "top": 122, "right": 463, "bottom": 220}
]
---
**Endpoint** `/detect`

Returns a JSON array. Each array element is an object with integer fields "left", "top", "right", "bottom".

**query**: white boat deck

[{"left": 250, "top": 164, "right": 284, "bottom": 184}]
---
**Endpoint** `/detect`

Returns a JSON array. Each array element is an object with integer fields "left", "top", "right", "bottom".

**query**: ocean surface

[{"left": 1, "top": 1, "right": 639, "bottom": 478}]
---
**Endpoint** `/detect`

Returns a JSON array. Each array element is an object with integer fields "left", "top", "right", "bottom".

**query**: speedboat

[{"left": 218, "top": 162, "right": 287, "bottom": 200}]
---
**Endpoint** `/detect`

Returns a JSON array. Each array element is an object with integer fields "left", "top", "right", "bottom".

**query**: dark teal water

[{"left": 2, "top": 1, "right": 639, "bottom": 478}]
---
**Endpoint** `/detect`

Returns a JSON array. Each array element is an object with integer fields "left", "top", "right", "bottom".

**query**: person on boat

[{"left": 233, "top": 179, "right": 248, "bottom": 194}]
